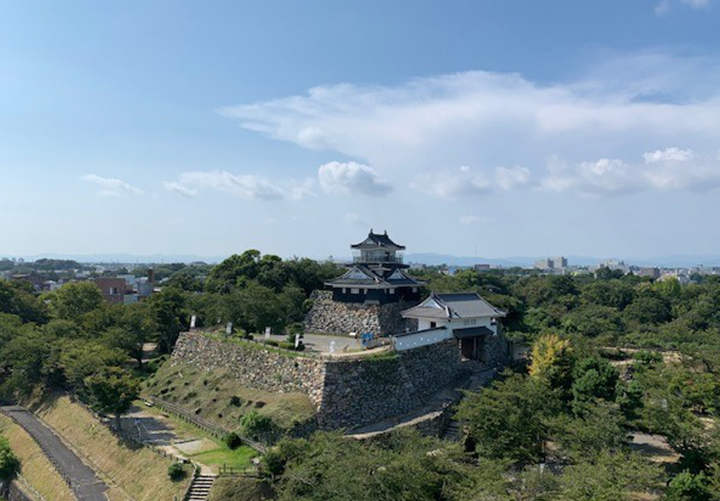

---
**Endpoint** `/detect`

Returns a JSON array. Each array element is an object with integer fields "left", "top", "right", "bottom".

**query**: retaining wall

[
  {"left": 303, "top": 291, "right": 415, "bottom": 335},
  {"left": 171, "top": 332, "right": 467, "bottom": 429}
]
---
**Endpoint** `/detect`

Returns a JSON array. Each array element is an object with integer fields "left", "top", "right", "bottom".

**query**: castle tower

[{"left": 325, "top": 230, "right": 424, "bottom": 305}]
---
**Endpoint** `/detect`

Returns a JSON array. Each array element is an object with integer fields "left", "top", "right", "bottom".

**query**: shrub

[
  {"left": 633, "top": 350, "right": 663, "bottom": 366},
  {"left": 167, "top": 462, "right": 186, "bottom": 482},
  {"left": 0, "top": 436, "right": 20, "bottom": 481},
  {"left": 241, "top": 411, "right": 278, "bottom": 442},
  {"left": 224, "top": 432, "right": 243, "bottom": 450},
  {"left": 263, "top": 340, "right": 279, "bottom": 347},
  {"left": 286, "top": 322, "right": 304, "bottom": 335},
  {"left": 665, "top": 471, "right": 712, "bottom": 501}
]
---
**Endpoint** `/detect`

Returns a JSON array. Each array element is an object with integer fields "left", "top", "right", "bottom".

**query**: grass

[
  {"left": 208, "top": 477, "right": 276, "bottom": 501},
  {"left": 30, "top": 395, "right": 190, "bottom": 501},
  {"left": 136, "top": 401, "right": 258, "bottom": 473},
  {"left": 0, "top": 415, "right": 75, "bottom": 501},
  {"left": 144, "top": 360, "right": 316, "bottom": 430},
  {"left": 190, "top": 444, "right": 256, "bottom": 471}
]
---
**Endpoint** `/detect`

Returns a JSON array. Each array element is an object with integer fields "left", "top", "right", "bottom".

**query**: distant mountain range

[{"left": 4, "top": 252, "right": 720, "bottom": 268}]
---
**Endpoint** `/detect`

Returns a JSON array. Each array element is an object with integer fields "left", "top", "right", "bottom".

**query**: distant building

[
  {"left": 636, "top": 267, "right": 660, "bottom": 279},
  {"left": 474, "top": 264, "right": 492, "bottom": 271},
  {"left": 93, "top": 277, "right": 128, "bottom": 305},
  {"left": 534, "top": 258, "right": 553, "bottom": 270},
  {"left": 534, "top": 256, "right": 568, "bottom": 271},
  {"left": 552, "top": 256, "right": 568, "bottom": 269}
]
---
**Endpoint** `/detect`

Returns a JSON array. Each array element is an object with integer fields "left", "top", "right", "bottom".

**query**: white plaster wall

[{"left": 394, "top": 328, "right": 454, "bottom": 351}]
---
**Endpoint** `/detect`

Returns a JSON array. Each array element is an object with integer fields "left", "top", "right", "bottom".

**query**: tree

[
  {"left": 0, "top": 279, "right": 48, "bottom": 324},
  {"left": 529, "top": 334, "right": 574, "bottom": 394},
  {"left": 571, "top": 357, "right": 620, "bottom": 408},
  {"left": 148, "top": 287, "right": 188, "bottom": 353},
  {"left": 85, "top": 367, "right": 140, "bottom": 431},
  {"left": 547, "top": 401, "right": 628, "bottom": 461},
  {"left": 455, "top": 374, "right": 558, "bottom": 463},
  {"left": 665, "top": 471, "right": 712, "bottom": 501},
  {"left": 59, "top": 340, "right": 126, "bottom": 393},
  {"left": 0, "top": 436, "right": 20, "bottom": 481},
  {"left": 108, "top": 302, "right": 157, "bottom": 369},
  {"left": 0, "top": 436, "right": 20, "bottom": 480},
  {"left": 558, "top": 450, "right": 660, "bottom": 501},
  {"left": 46, "top": 281, "right": 103, "bottom": 322}
]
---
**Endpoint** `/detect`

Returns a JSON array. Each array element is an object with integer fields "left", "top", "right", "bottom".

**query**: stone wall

[
  {"left": 318, "top": 340, "right": 466, "bottom": 428},
  {"left": 171, "top": 332, "right": 327, "bottom": 406},
  {"left": 303, "top": 291, "right": 415, "bottom": 336},
  {"left": 171, "top": 332, "right": 466, "bottom": 430}
]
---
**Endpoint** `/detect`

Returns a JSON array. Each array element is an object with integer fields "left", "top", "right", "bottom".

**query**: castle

[{"left": 172, "top": 230, "right": 510, "bottom": 430}]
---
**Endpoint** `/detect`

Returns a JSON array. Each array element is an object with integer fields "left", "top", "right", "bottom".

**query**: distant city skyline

[{"left": 3, "top": 1, "right": 720, "bottom": 259}]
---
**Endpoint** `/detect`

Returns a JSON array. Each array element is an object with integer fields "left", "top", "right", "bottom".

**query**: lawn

[
  {"left": 30, "top": 395, "right": 190, "bottom": 501},
  {"left": 190, "top": 444, "right": 257, "bottom": 472},
  {"left": 135, "top": 400, "right": 258, "bottom": 473},
  {"left": 0, "top": 415, "right": 75, "bottom": 501}
]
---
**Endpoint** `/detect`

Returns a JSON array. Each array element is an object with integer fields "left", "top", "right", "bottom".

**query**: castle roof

[
  {"left": 325, "top": 265, "right": 422, "bottom": 289},
  {"left": 351, "top": 230, "right": 405, "bottom": 250},
  {"left": 402, "top": 292, "right": 506, "bottom": 320}
]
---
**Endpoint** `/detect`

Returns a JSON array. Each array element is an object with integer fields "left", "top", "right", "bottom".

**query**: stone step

[{"left": 184, "top": 475, "right": 215, "bottom": 501}]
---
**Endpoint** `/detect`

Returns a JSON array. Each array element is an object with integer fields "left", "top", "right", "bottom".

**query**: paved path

[{"left": 0, "top": 405, "right": 108, "bottom": 501}]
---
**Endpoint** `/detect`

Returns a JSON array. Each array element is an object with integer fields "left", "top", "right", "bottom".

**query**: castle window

[
  {"left": 351, "top": 288, "right": 360, "bottom": 294},
  {"left": 389, "top": 289, "right": 395, "bottom": 294}
]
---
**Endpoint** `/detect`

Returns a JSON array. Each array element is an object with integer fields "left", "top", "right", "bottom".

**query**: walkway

[{"left": 0, "top": 405, "right": 108, "bottom": 501}]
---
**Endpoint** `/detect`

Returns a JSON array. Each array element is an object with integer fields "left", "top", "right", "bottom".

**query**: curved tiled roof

[
  {"left": 351, "top": 230, "right": 405, "bottom": 250},
  {"left": 402, "top": 292, "right": 506, "bottom": 319}
]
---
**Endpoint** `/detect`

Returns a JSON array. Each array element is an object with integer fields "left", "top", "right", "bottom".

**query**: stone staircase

[
  {"left": 184, "top": 475, "right": 215, "bottom": 501},
  {"left": 442, "top": 369, "right": 497, "bottom": 441}
]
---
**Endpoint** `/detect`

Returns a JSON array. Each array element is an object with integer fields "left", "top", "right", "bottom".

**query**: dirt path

[
  {"left": 0, "top": 405, "right": 109, "bottom": 501},
  {"left": 121, "top": 405, "right": 216, "bottom": 475}
]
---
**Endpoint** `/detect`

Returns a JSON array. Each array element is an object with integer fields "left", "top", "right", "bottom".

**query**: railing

[
  {"left": 174, "top": 463, "right": 198, "bottom": 501},
  {"left": 148, "top": 397, "right": 267, "bottom": 454},
  {"left": 352, "top": 255, "right": 404, "bottom": 264}
]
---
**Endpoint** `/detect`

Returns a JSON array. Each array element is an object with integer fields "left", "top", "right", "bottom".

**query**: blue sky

[{"left": 2, "top": 0, "right": 720, "bottom": 261}]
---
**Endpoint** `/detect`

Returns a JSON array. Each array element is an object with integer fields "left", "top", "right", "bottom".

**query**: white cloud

[
  {"left": 643, "top": 147, "right": 694, "bottom": 163},
  {"left": 681, "top": 0, "right": 710, "bottom": 8},
  {"left": 343, "top": 212, "right": 369, "bottom": 228},
  {"left": 459, "top": 215, "right": 490, "bottom": 225},
  {"left": 541, "top": 149, "right": 720, "bottom": 195},
  {"left": 495, "top": 166, "right": 532, "bottom": 190},
  {"left": 81, "top": 174, "right": 143, "bottom": 196},
  {"left": 220, "top": 53, "right": 720, "bottom": 198},
  {"left": 163, "top": 170, "right": 313, "bottom": 201},
  {"left": 655, "top": 0, "right": 671, "bottom": 15},
  {"left": 411, "top": 165, "right": 531, "bottom": 198},
  {"left": 318, "top": 161, "right": 391, "bottom": 196}
]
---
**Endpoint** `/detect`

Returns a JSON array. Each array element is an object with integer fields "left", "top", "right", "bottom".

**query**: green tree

[
  {"left": 455, "top": 373, "right": 558, "bottom": 463},
  {"left": 558, "top": 450, "right": 660, "bottom": 501},
  {"left": 0, "top": 436, "right": 20, "bottom": 481},
  {"left": 0, "top": 279, "right": 48, "bottom": 324},
  {"left": 665, "top": 471, "right": 712, "bottom": 501},
  {"left": 148, "top": 287, "right": 188, "bottom": 353},
  {"left": 45, "top": 281, "right": 103, "bottom": 322},
  {"left": 85, "top": 367, "right": 140, "bottom": 431},
  {"left": 571, "top": 357, "right": 620, "bottom": 408}
]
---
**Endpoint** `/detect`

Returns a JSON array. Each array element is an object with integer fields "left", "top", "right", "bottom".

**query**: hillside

[{"left": 144, "top": 360, "right": 317, "bottom": 433}]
